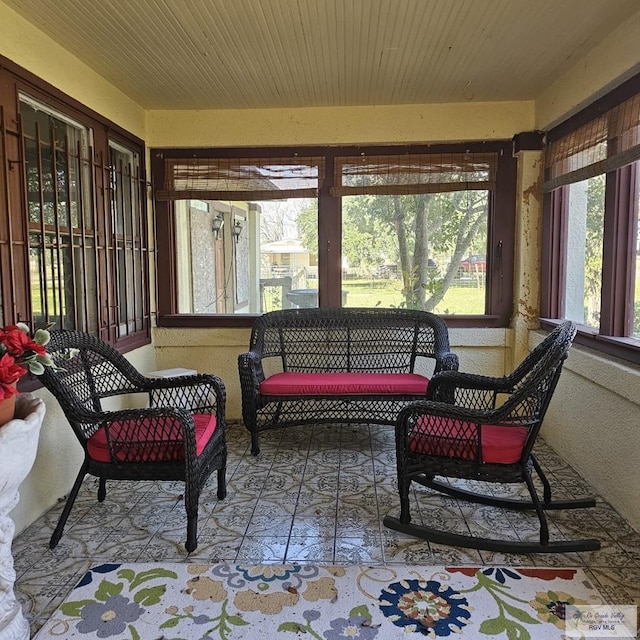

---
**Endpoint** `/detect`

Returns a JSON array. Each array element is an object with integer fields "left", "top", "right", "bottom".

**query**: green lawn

[
  {"left": 265, "top": 277, "right": 486, "bottom": 314},
  {"left": 342, "top": 279, "right": 485, "bottom": 314}
]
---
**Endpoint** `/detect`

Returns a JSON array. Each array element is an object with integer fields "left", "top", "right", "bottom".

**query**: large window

[
  {"left": 109, "top": 141, "right": 147, "bottom": 337},
  {"left": 0, "top": 58, "right": 149, "bottom": 351},
  {"left": 153, "top": 142, "right": 516, "bottom": 327},
  {"left": 542, "top": 73, "right": 640, "bottom": 363},
  {"left": 332, "top": 152, "right": 494, "bottom": 314}
]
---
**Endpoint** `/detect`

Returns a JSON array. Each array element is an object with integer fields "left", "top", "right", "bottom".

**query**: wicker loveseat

[{"left": 238, "top": 307, "right": 458, "bottom": 454}]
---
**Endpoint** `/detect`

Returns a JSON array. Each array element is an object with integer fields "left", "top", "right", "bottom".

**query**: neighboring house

[{"left": 260, "top": 238, "right": 315, "bottom": 284}]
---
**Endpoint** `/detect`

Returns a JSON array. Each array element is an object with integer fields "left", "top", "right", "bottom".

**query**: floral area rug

[{"left": 33, "top": 563, "right": 608, "bottom": 639}]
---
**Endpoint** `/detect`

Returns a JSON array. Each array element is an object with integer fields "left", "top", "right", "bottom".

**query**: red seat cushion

[
  {"left": 87, "top": 413, "right": 217, "bottom": 463},
  {"left": 259, "top": 372, "right": 428, "bottom": 396},
  {"left": 408, "top": 416, "right": 528, "bottom": 464}
]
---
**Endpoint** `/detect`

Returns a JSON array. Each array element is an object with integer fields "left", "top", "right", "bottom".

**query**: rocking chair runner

[
  {"left": 384, "top": 321, "right": 601, "bottom": 553},
  {"left": 39, "top": 330, "right": 227, "bottom": 553}
]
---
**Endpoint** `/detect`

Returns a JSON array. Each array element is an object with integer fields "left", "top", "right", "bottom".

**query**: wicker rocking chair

[
  {"left": 384, "top": 321, "right": 601, "bottom": 553},
  {"left": 39, "top": 330, "right": 227, "bottom": 553}
]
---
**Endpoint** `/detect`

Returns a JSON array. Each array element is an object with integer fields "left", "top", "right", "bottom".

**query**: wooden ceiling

[{"left": 3, "top": 0, "right": 639, "bottom": 110}]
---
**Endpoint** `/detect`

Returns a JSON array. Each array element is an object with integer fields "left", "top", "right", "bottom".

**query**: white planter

[{"left": 0, "top": 395, "right": 46, "bottom": 640}]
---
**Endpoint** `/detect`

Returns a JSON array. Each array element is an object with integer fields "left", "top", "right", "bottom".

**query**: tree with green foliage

[
  {"left": 297, "top": 190, "right": 487, "bottom": 310},
  {"left": 584, "top": 175, "right": 605, "bottom": 327}
]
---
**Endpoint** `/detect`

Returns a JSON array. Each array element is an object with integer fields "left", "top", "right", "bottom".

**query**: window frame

[
  {"left": 0, "top": 55, "right": 150, "bottom": 356},
  {"left": 152, "top": 141, "right": 517, "bottom": 328},
  {"left": 541, "top": 71, "right": 640, "bottom": 365}
]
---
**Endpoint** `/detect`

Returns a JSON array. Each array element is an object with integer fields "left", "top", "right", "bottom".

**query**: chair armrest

[
  {"left": 437, "top": 352, "right": 460, "bottom": 372},
  {"left": 140, "top": 373, "right": 225, "bottom": 419},
  {"left": 394, "top": 399, "right": 527, "bottom": 458},
  {"left": 238, "top": 351, "right": 266, "bottom": 390},
  {"left": 426, "top": 369, "right": 511, "bottom": 409},
  {"left": 398, "top": 399, "right": 496, "bottom": 424}
]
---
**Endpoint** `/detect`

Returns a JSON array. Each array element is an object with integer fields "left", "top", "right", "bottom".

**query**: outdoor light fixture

[
  {"left": 212, "top": 214, "right": 224, "bottom": 240},
  {"left": 232, "top": 219, "right": 243, "bottom": 244}
]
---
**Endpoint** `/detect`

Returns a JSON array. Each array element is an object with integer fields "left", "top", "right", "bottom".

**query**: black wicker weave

[
  {"left": 39, "top": 330, "right": 227, "bottom": 553},
  {"left": 238, "top": 307, "right": 458, "bottom": 455},
  {"left": 384, "top": 321, "right": 601, "bottom": 553}
]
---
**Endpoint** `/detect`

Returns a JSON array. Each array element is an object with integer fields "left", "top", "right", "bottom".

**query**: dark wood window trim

[
  {"left": 152, "top": 141, "right": 517, "bottom": 329},
  {"left": 0, "top": 55, "right": 150, "bottom": 359},
  {"left": 541, "top": 70, "right": 640, "bottom": 366}
]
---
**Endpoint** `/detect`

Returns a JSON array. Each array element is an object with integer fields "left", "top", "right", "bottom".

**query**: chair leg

[
  {"left": 97, "top": 477, "right": 107, "bottom": 502},
  {"left": 531, "top": 454, "right": 552, "bottom": 503},
  {"left": 184, "top": 486, "right": 200, "bottom": 553},
  {"left": 251, "top": 431, "right": 260, "bottom": 456},
  {"left": 399, "top": 477, "right": 412, "bottom": 524},
  {"left": 524, "top": 469, "right": 549, "bottom": 546},
  {"left": 185, "top": 514, "right": 198, "bottom": 553},
  {"left": 384, "top": 468, "right": 601, "bottom": 553},
  {"left": 217, "top": 467, "right": 227, "bottom": 500},
  {"left": 50, "top": 462, "right": 88, "bottom": 549}
]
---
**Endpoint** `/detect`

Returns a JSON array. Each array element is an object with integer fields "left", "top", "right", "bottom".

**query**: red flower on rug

[
  {"left": 446, "top": 567, "right": 578, "bottom": 581},
  {"left": 517, "top": 569, "right": 578, "bottom": 580}
]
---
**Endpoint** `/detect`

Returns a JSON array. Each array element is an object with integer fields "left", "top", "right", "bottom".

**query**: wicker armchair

[
  {"left": 384, "top": 321, "right": 601, "bottom": 553},
  {"left": 39, "top": 330, "right": 227, "bottom": 553}
]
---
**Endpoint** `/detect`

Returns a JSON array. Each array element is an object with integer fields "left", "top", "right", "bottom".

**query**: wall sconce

[
  {"left": 232, "top": 219, "right": 243, "bottom": 244},
  {"left": 212, "top": 214, "right": 224, "bottom": 240}
]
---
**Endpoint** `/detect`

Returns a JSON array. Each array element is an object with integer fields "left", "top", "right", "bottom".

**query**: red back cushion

[
  {"left": 259, "top": 372, "right": 428, "bottom": 396},
  {"left": 408, "top": 416, "right": 528, "bottom": 464},
  {"left": 87, "top": 413, "right": 217, "bottom": 463}
]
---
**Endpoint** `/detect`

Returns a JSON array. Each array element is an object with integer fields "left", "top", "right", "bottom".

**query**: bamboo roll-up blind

[
  {"left": 157, "top": 156, "right": 325, "bottom": 200},
  {"left": 331, "top": 152, "right": 498, "bottom": 196},
  {"left": 544, "top": 93, "right": 640, "bottom": 192}
]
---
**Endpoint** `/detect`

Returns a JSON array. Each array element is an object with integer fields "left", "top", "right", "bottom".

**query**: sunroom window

[
  {"left": 153, "top": 143, "right": 516, "bottom": 327},
  {"left": 563, "top": 176, "right": 605, "bottom": 329},
  {"left": 109, "top": 141, "right": 147, "bottom": 337},
  {"left": 158, "top": 155, "right": 322, "bottom": 315},
  {"left": 635, "top": 163, "right": 640, "bottom": 339},
  {"left": 0, "top": 64, "right": 150, "bottom": 352},
  {"left": 542, "top": 75, "right": 640, "bottom": 363},
  {"left": 20, "top": 94, "right": 98, "bottom": 333},
  {"left": 332, "top": 153, "right": 494, "bottom": 313}
]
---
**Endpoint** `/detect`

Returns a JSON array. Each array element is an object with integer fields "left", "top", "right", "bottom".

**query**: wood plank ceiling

[{"left": 3, "top": 0, "right": 639, "bottom": 110}]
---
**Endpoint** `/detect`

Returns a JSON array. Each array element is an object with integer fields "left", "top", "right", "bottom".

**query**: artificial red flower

[
  {"left": 0, "top": 325, "right": 31, "bottom": 357},
  {"left": 0, "top": 323, "right": 55, "bottom": 397},
  {"left": 0, "top": 353, "right": 25, "bottom": 399}
]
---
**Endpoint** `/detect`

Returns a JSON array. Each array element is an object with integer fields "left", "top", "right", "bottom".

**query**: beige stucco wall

[
  {"left": 535, "top": 8, "right": 640, "bottom": 130},
  {"left": 146, "top": 101, "right": 534, "bottom": 149},
  {"left": 533, "top": 333, "right": 640, "bottom": 530}
]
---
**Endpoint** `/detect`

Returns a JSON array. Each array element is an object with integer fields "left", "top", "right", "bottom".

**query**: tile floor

[{"left": 13, "top": 420, "right": 640, "bottom": 635}]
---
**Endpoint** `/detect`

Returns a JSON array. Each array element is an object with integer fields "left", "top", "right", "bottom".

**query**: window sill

[
  {"left": 157, "top": 313, "right": 506, "bottom": 329},
  {"left": 539, "top": 319, "right": 640, "bottom": 367}
]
